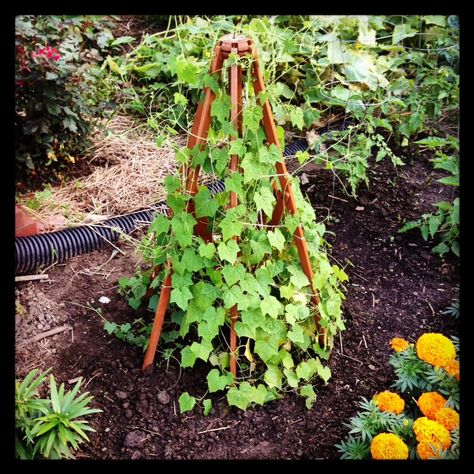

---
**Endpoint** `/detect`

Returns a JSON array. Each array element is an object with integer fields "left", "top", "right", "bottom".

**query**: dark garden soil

[{"left": 15, "top": 148, "right": 459, "bottom": 460}]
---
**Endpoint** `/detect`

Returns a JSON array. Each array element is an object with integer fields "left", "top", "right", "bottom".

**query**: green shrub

[{"left": 15, "top": 368, "right": 102, "bottom": 459}]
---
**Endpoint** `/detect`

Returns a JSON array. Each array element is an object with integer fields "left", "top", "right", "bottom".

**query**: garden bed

[{"left": 15, "top": 147, "right": 459, "bottom": 460}]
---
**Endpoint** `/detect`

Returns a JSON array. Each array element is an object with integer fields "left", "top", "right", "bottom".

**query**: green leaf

[
  {"left": 392, "top": 24, "right": 417, "bottom": 44},
  {"left": 203, "top": 399, "right": 212, "bottom": 416},
  {"left": 225, "top": 172, "right": 244, "bottom": 196},
  {"left": 211, "top": 147, "right": 229, "bottom": 175},
  {"left": 229, "top": 138, "right": 247, "bottom": 157},
  {"left": 194, "top": 187, "right": 219, "bottom": 218},
  {"left": 217, "top": 240, "right": 240, "bottom": 265},
  {"left": 267, "top": 228, "right": 286, "bottom": 252},
  {"left": 288, "top": 265, "right": 310, "bottom": 288},
  {"left": 264, "top": 365, "right": 283, "bottom": 390},
  {"left": 414, "top": 137, "right": 449, "bottom": 148},
  {"left": 289, "top": 107, "right": 305, "bottom": 130},
  {"left": 178, "top": 392, "right": 196, "bottom": 413},
  {"left": 171, "top": 213, "right": 196, "bottom": 248},
  {"left": 221, "top": 263, "right": 246, "bottom": 287},
  {"left": 196, "top": 243, "right": 213, "bottom": 262},
  {"left": 284, "top": 368, "right": 300, "bottom": 388},
  {"left": 438, "top": 176, "right": 459, "bottom": 187},
  {"left": 424, "top": 15, "right": 447, "bottom": 27},
  {"left": 300, "top": 384, "right": 317, "bottom": 409},
  {"left": 111, "top": 35, "right": 135, "bottom": 46},
  {"left": 288, "top": 324, "right": 305, "bottom": 344},
  {"left": 182, "top": 248, "right": 205, "bottom": 272},
  {"left": 104, "top": 321, "right": 118, "bottom": 335},
  {"left": 149, "top": 214, "right": 170, "bottom": 236},
  {"left": 207, "top": 368, "right": 234, "bottom": 393},
  {"left": 173, "top": 92, "right": 188, "bottom": 106},
  {"left": 219, "top": 213, "right": 244, "bottom": 242},
  {"left": 181, "top": 346, "right": 197, "bottom": 368},
  {"left": 243, "top": 105, "right": 263, "bottom": 131},
  {"left": 254, "top": 185, "right": 276, "bottom": 218},
  {"left": 226, "top": 382, "right": 256, "bottom": 410},
  {"left": 211, "top": 94, "right": 232, "bottom": 124},
  {"left": 317, "top": 364, "right": 332, "bottom": 383},
  {"left": 49, "top": 375, "right": 61, "bottom": 413},
  {"left": 176, "top": 57, "right": 199, "bottom": 85},
  {"left": 296, "top": 359, "right": 318, "bottom": 381},
  {"left": 190, "top": 341, "right": 213, "bottom": 362},
  {"left": 260, "top": 295, "right": 282, "bottom": 319},
  {"left": 164, "top": 175, "right": 180, "bottom": 194},
  {"left": 170, "top": 286, "right": 193, "bottom": 311}
]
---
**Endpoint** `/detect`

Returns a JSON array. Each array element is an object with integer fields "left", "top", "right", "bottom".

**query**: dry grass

[{"left": 17, "top": 115, "right": 214, "bottom": 229}]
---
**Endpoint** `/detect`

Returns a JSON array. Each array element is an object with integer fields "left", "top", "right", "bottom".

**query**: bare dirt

[{"left": 15, "top": 148, "right": 459, "bottom": 460}]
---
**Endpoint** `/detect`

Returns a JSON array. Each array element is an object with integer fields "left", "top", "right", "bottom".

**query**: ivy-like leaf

[
  {"left": 254, "top": 185, "right": 276, "bottom": 218},
  {"left": 178, "top": 392, "right": 196, "bottom": 413},
  {"left": 207, "top": 369, "right": 234, "bottom": 393},
  {"left": 170, "top": 287, "right": 193, "bottom": 311},
  {"left": 211, "top": 94, "right": 232, "bottom": 124},
  {"left": 267, "top": 228, "right": 286, "bottom": 252},
  {"left": 217, "top": 240, "right": 240, "bottom": 265},
  {"left": 194, "top": 187, "right": 219, "bottom": 218}
]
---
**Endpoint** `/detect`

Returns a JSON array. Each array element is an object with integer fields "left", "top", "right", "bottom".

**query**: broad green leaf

[
  {"left": 424, "top": 15, "right": 447, "bottom": 27},
  {"left": 173, "top": 92, "right": 188, "bottom": 106},
  {"left": 317, "top": 364, "right": 332, "bottom": 383},
  {"left": 392, "top": 24, "right": 417, "bottom": 44},
  {"left": 176, "top": 57, "right": 199, "bottom": 85},
  {"left": 254, "top": 337, "right": 280, "bottom": 363},
  {"left": 190, "top": 341, "right": 213, "bottom": 362},
  {"left": 260, "top": 295, "right": 282, "bottom": 319},
  {"left": 211, "top": 94, "right": 232, "bottom": 124},
  {"left": 181, "top": 346, "right": 197, "bottom": 368},
  {"left": 221, "top": 263, "right": 246, "bottom": 287},
  {"left": 182, "top": 248, "right": 205, "bottom": 272},
  {"left": 288, "top": 265, "right": 310, "bottom": 288},
  {"left": 170, "top": 213, "right": 196, "bottom": 248},
  {"left": 288, "top": 324, "right": 305, "bottom": 344},
  {"left": 243, "top": 105, "right": 263, "bottom": 131},
  {"left": 195, "top": 187, "right": 219, "bottom": 218},
  {"left": 229, "top": 138, "right": 247, "bottom": 157},
  {"left": 211, "top": 147, "right": 229, "bottom": 175},
  {"left": 203, "top": 399, "right": 212, "bottom": 416},
  {"left": 414, "top": 137, "right": 449, "bottom": 148},
  {"left": 217, "top": 240, "right": 240, "bottom": 265},
  {"left": 207, "top": 368, "right": 234, "bottom": 393},
  {"left": 254, "top": 185, "right": 276, "bottom": 218},
  {"left": 267, "top": 228, "right": 286, "bottom": 252},
  {"left": 192, "top": 281, "right": 221, "bottom": 309},
  {"left": 104, "top": 321, "right": 118, "bottom": 335},
  {"left": 199, "top": 242, "right": 215, "bottom": 260},
  {"left": 284, "top": 369, "right": 300, "bottom": 388},
  {"left": 170, "top": 287, "right": 193, "bottom": 311},
  {"left": 225, "top": 172, "right": 244, "bottom": 196},
  {"left": 289, "top": 107, "right": 305, "bottom": 130},
  {"left": 296, "top": 359, "right": 318, "bottom": 381},
  {"left": 149, "top": 214, "right": 170, "bottom": 236},
  {"left": 264, "top": 365, "right": 283, "bottom": 390},
  {"left": 178, "top": 392, "right": 196, "bottom": 413},
  {"left": 300, "top": 384, "right": 317, "bottom": 409},
  {"left": 219, "top": 215, "right": 243, "bottom": 242},
  {"left": 226, "top": 384, "right": 253, "bottom": 410}
]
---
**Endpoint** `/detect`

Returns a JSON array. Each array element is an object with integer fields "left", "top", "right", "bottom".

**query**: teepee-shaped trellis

[{"left": 142, "top": 34, "right": 325, "bottom": 376}]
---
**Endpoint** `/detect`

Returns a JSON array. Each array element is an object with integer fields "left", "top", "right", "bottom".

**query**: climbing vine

[{"left": 118, "top": 53, "right": 348, "bottom": 412}]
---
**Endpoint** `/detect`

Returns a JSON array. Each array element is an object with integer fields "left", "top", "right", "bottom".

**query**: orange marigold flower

[
  {"left": 416, "top": 333, "right": 456, "bottom": 367},
  {"left": 374, "top": 391, "right": 405, "bottom": 415},
  {"left": 417, "top": 441, "right": 443, "bottom": 460},
  {"left": 435, "top": 407, "right": 460, "bottom": 431},
  {"left": 413, "top": 417, "right": 451, "bottom": 450},
  {"left": 370, "top": 433, "right": 409, "bottom": 460},
  {"left": 390, "top": 338, "right": 410, "bottom": 352},
  {"left": 443, "top": 359, "right": 460, "bottom": 381},
  {"left": 417, "top": 392, "right": 447, "bottom": 419}
]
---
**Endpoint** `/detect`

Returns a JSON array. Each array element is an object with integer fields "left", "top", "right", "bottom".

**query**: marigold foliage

[
  {"left": 413, "top": 417, "right": 451, "bottom": 450},
  {"left": 442, "top": 359, "right": 460, "bottom": 381},
  {"left": 417, "top": 392, "right": 447, "bottom": 419},
  {"left": 390, "top": 338, "right": 410, "bottom": 352},
  {"left": 416, "top": 333, "right": 456, "bottom": 367},
  {"left": 417, "top": 441, "right": 443, "bottom": 460},
  {"left": 374, "top": 391, "right": 405, "bottom": 415},
  {"left": 435, "top": 407, "right": 460, "bottom": 431},
  {"left": 370, "top": 433, "right": 409, "bottom": 460}
]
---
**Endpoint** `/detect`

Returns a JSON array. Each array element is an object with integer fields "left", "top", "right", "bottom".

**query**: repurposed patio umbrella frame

[{"left": 142, "top": 34, "right": 324, "bottom": 377}]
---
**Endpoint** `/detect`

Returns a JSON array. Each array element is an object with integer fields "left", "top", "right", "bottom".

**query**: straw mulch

[{"left": 18, "top": 115, "right": 214, "bottom": 229}]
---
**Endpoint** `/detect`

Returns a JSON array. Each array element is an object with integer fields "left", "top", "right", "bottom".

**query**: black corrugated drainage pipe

[{"left": 16, "top": 139, "right": 311, "bottom": 274}]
